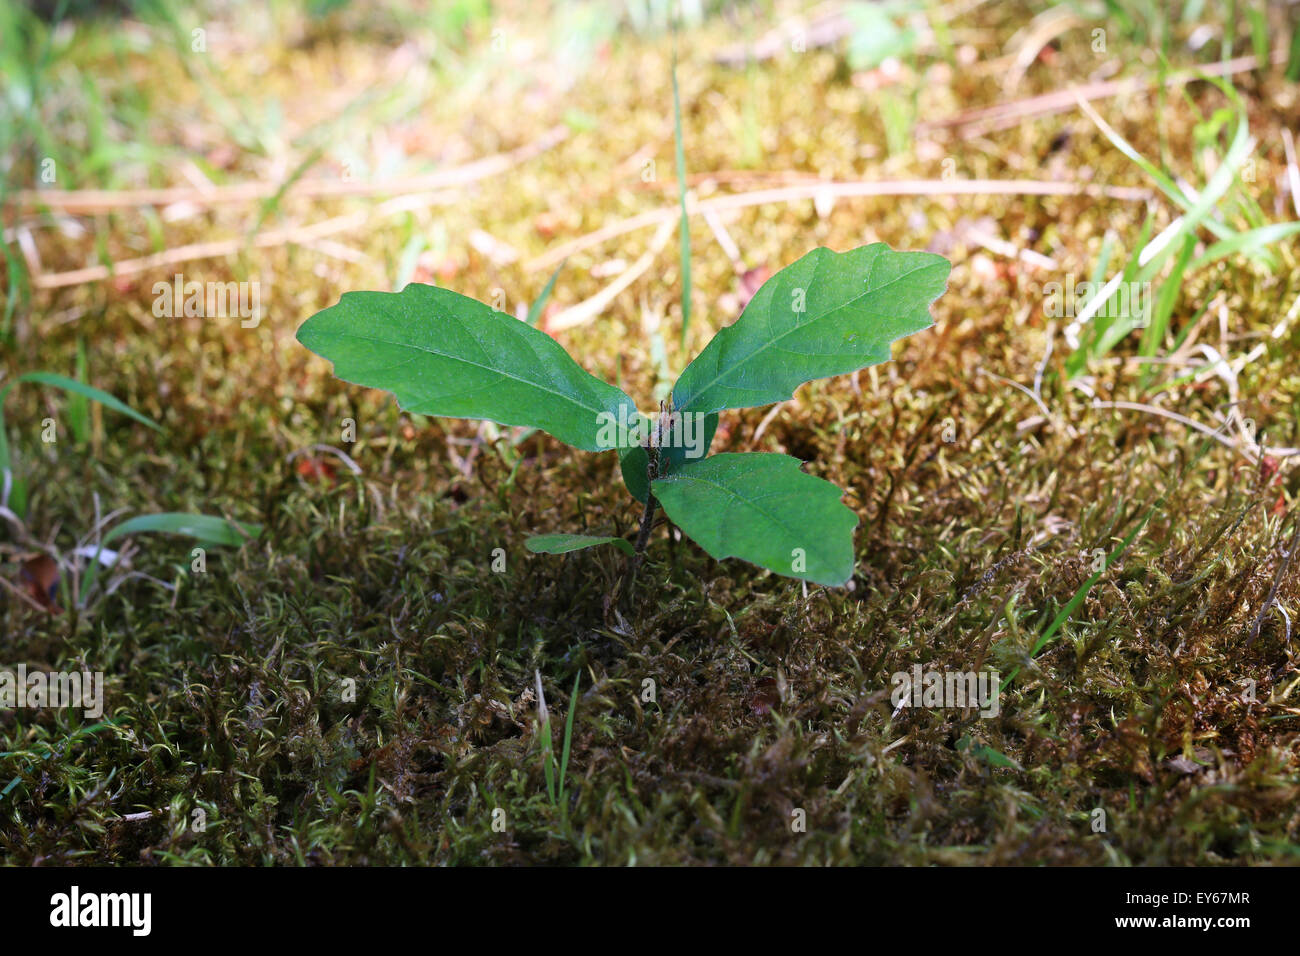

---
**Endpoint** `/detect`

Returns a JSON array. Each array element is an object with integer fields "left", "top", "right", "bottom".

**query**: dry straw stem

[
  {"left": 547, "top": 217, "right": 678, "bottom": 332},
  {"left": 23, "top": 126, "right": 571, "bottom": 289},
  {"left": 1092, "top": 400, "right": 1300, "bottom": 463},
  {"left": 10, "top": 125, "right": 569, "bottom": 215},
  {"left": 526, "top": 178, "right": 1151, "bottom": 271},
  {"left": 31, "top": 192, "right": 459, "bottom": 290},
  {"left": 1246, "top": 517, "right": 1300, "bottom": 648},
  {"left": 1282, "top": 128, "right": 1300, "bottom": 219},
  {"left": 916, "top": 49, "right": 1287, "bottom": 138},
  {"left": 1001, "top": 5, "right": 1087, "bottom": 93}
]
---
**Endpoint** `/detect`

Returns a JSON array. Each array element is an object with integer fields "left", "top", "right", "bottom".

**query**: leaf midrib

[
  {"left": 320, "top": 324, "right": 621, "bottom": 421},
  {"left": 677, "top": 252, "right": 938, "bottom": 412}
]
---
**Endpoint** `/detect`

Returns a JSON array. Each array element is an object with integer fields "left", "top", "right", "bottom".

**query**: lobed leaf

[
  {"left": 297, "top": 284, "right": 637, "bottom": 452},
  {"left": 671, "top": 244, "right": 949, "bottom": 416}
]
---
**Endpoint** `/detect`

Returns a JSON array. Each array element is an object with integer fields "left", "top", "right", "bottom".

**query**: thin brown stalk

[
  {"left": 10, "top": 126, "right": 568, "bottom": 214},
  {"left": 527, "top": 178, "right": 1150, "bottom": 271},
  {"left": 917, "top": 50, "right": 1286, "bottom": 138}
]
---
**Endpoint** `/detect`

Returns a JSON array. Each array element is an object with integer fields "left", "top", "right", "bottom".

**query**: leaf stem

[
  {"left": 621, "top": 446, "right": 660, "bottom": 604},
  {"left": 633, "top": 492, "right": 658, "bottom": 558}
]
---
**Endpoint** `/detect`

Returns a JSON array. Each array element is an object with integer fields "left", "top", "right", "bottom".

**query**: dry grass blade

[
  {"left": 528, "top": 178, "right": 1150, "bottom": 271},
  {"left": 917, "top": 49, "right": 1286, "bottom": 138},
  {"left": 33, "top": 192, "right": 459, "bottom": 289},
  {"left": 10, "top": 126, "right": 570, "bottom": 214}
]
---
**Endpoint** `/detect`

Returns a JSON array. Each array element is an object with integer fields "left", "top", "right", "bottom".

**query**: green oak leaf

[
  {"left": 651, "top": 452, "right": 858, "bottom": 586},
  {"left": 296, "top": 283, "right": 637, "bottom": 452},
  {"left": 525, "top": 533, "right": 635, "bottom": 556},
  {"left": 672, "top": 244, "right": 949, "bottom": 416}
]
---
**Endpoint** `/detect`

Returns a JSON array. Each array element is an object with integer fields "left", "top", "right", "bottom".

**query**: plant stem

[
  {"left": 625, "top": 490, "right": 657, "bottom": 597},
  {"left": 634, "top": 492, "right": 658, "bottom": 556},
  {"left": 619, "top": 446, "right": 660, "bottom": 606}
]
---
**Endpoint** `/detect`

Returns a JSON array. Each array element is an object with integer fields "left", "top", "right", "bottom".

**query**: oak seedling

[{"left": 296, "top": 243, "right": 949, "bottom": 587}]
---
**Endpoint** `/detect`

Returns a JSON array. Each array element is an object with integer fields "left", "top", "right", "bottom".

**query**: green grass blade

[
  {"left": 102, "top": 513, "right": 262, "bottom": 547},
  {"left": 526, "top": 533, "right": 634, "bottom": 556},
  {"left": 542, "top": 719, "right": 555, "bottom": 805},
  {"left": 539, "top": 708, "right": 555, "bottom": 805},
  {"left": 526, "top": 260, "right": 565, "bottom": 327},
  {"left": 251, "top": 145, "right": 325, "bottom": 236},
  {"left": 1031, "top": 514, "right": 1150, "bottom": 659},
  {"left": 15, "top": 371, "right": 160, "bottom": 431},
  {"left": 1090, "top": 230, "right": 1115, "bottom": 289},
  {"left": 68, "top": 339, "right": 90, "bottom": 445},
  {"left": 0, "top": 206, "right": 28, "bottom": 339},
  {"left": 0, "top": 371, "right": 157, "bottom": 517},
  {"left": 1080, "top": 94, "right": 1244, "bottom": 246},
  {"left": 0, "top": 409, "right": 22, "bottom": 518},
  {"left": 1138, "top": 233, "right": 1195, "bottom": 389},
  {"left": 82, "top": 513, "right": 262, "bottom": 601},
  {"left": 999, "top": 511, "right": 1151, "bottom": 692},
  {"left": 392, "top": 227, "right": 426, "bottom": 292},
  {"left": 558, "top": 668, "right": 580, "bottom": 806},
  {"left": 672, "top": 51, "right": 692, "bottom": 351},
  {"left": 1189, "top": 222, "right": 1300, "bottom": 270},
  {"left": 1288, "top": 18, "right": 1300, "bottom": 81}
]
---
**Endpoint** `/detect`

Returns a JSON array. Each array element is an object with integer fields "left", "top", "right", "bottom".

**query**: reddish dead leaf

[
  {"left": 435, "top": 257, "right": 460, "bottom": 282},
  {"left": 295, "top": 456, "right": 338, "bottom": 484},
  {"left": 205, "top": 143, "right": 239, "bottom": 170},
  {"left": 1259, "top": 455, "right": 1280, "bottom": 485},
  {"left": 537, "top": 301, "right": 562, "bottom": 335},
  {"left": 738, "top": 266, "right": 771, "bottom": 309},
  {"left": 1272, "top": 494, "right": 1287, "bottom": 518},
  {"left": 533, "top": 211, "right": 562, "bottom": 239},
  {"left": 750, "top": 677, "right": 779, "bottom": 716},
  {"left": 412, "top": 251, "right": 460, "bottom": 285},
  {"left": 19, "top": 553, "right": 61, "bottom": 613}
]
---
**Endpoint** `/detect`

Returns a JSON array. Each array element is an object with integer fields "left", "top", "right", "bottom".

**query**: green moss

[{"left": 2, "top": 0, "right": 1298, "bottom": 865}]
